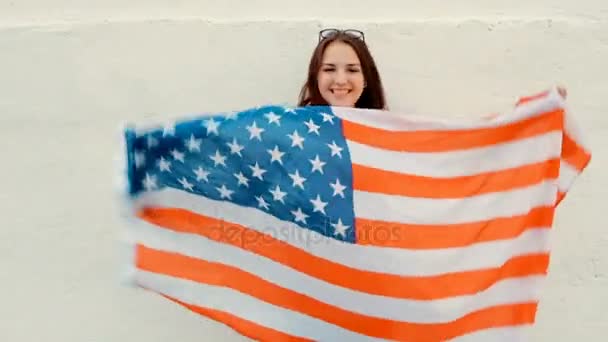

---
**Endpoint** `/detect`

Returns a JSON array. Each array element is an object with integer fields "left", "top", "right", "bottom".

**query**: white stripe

[
  {"left": 134, "top": 270, "right": 391, "bottom": 342},
  {"left": 133, "top": 189, "right": 551, "bottom": 276},
  {"left": 354, "top": 181, "right": 556, "bottom": 225},
  {"left": 347, "top": 131, "right": 562, "bottom": 178},
  {"left": 558, "top": 160, "right": 580, "bottom": 192},
  {"left": 563, "top": 104, "right": 590, "bottom": 152},
  {"left": 130, "top": 219, "right": 544, "bottom": 323},
  {"left": 331, "top": 89, "right": 561, "bottom": 131},
  {"left": 448, "top": 326, "right": 531, "bottom": 341}
]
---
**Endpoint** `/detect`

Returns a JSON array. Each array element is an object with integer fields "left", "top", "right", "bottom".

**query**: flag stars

[
  {"left": 331, "top": 218, "right": 350, "bottom": 238},
  {"left": 304, "top": 119, "right": 320, "bottom": 135},
  {"left": 291, "top": 208, "right": 309, "bottom": 224},
  {"left": 267, "top": 145, "right": 285, "bottom": 165},
  {"left": 330, "top": 178, "right": 347, "bottom": 198},
  {"left": 310, "top": 194, "right": 328, "bottom": 215},
  {"left": 227, "top": 138, "right": 244, "bottom": 157},
  {"left": 256, "top": 195, "right": 270, "bottom": 210},
  {"left": 185, "top": 134, "right": 202, "bottom": 152},
  {"left": 193, "top": 167, "right": 210, "bottom": 182},
  {"left": 309, "top": 155, "right": 326, "bottom": 174},
  {"left": 225, "top": 111, "right": 239, "bottom": 120},
  {"left": 147, "top": 135, "right": 158, "bottom": 148},
  {"left": 320, "top": 112, "right": 335, "bottom": 125},
  {"left": 216, "top": 184, "right": 234, "bottom": 199},
  {"left": 287, "top": 130, "right": 305, "bottom": 149},
  {"left": 264, "top": 111, "right": 281, "bottom": 126},
  {"left": 327, "top": 141, "right": 343, "bottom": 158},
  {"left": 142, "top": 173, "right": 157, "bottom": 190},
  {"left": 234, "top": 172, "right": 249, "bottom": 187},
  {"left": 162, "top": 123, "right": 175, "bottom": 136},
  {"left": 158, "top": 157, "right": 171, "bottom": 172},
  {"left": 171, "top": 149, "right": 185, "bottom": 162},
  {"left": 178, "top": 177, "right": 194, "bottom": 191},
  {"left": 204, "top": 118, "right": 220, "bottom": 135},
  {"left": 246, "top": 121, "right": 264, "bottom": 141},
  {"left": 134, "top": 105, "right": 355, "bottom": 242},
  {"left": 210, "top": 150, "right": 227, "bottom": 167},
  {"left": 249, "top": 162, "right": 267, "bottom": 180},
  {"left": 269, "top": 185, "right": 287, "bottom": 204},
  {"left": 288, "top": 170, "right": 306, "bottom": 190}
]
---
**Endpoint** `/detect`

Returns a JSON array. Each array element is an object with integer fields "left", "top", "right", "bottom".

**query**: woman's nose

[{"left": 334, "top": 70, "right": 348, "bottom": 84}]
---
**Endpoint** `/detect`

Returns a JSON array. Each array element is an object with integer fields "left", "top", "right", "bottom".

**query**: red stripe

[
  {"left": 515, "top": 91, "right": 550, "bottom": 106},
  {"left": 341, "top": 109, "right": 562, "bottom": 152},
  {"left": 352, "top": 159, "right": 560, "bottom": 199},
  {"left": 562, "top": 133, "right": 591, "bottom": 171},
  {"left": 356, "top": 206, "right": 555, "bottom": 249},
  {"left": 159, "top": 294, "right": 314, "bottom": 342}
]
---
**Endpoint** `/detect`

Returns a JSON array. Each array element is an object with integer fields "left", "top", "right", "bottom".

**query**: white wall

[{"left": 1, "top": 1, "right": 606, "bottom": 341}]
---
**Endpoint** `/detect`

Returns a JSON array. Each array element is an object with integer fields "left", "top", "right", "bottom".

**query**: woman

[{"left": 297, "top": 28, "right": 388, "bottom": 110}]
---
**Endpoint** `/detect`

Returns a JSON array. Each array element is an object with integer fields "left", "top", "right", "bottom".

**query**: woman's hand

[{"left": 557, "top": 86, "right": 567, "bottom": 99}]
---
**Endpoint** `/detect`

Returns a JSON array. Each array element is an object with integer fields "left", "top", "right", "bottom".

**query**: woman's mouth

[{"left": 331, "top": 89, "right": 350, "bottom": 96}]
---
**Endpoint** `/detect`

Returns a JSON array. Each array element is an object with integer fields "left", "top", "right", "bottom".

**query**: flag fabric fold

[{"left": 119, "top": 86, "right": 590, "bottom": 341}]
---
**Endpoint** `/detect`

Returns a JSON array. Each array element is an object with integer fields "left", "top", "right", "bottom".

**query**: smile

[{"left": 331, "top": 89, "right": 351, "bottom": 95}]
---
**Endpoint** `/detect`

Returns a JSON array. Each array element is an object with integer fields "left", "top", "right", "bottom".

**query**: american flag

[{"left": 121, "top": 87, "right": 590, "bottom": 341}]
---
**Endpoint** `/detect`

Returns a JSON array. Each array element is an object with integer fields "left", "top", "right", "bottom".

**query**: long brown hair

[{"left": 297, "top": 30, "right": 387, "bottom": 110}]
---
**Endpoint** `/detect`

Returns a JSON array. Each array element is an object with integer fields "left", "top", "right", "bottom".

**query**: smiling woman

[{"left": 298, "top": 28, "right": 388, "bottom": 109}]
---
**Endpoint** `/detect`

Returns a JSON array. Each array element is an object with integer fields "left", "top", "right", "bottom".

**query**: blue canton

[{"left": 124, "top": 105, "right": 356, "bottom": 242}]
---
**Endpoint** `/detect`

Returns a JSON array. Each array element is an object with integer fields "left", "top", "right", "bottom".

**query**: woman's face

[{"left": 316, "top": 41, "right": 365, "bottom": 107}]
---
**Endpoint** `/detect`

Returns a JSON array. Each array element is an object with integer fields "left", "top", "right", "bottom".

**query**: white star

[
  {"left": 162, "top": 123, "right": 175, "bottom": 136},
  {"left": 134, "top": 152, "right": 146, "bottom": 168},
  {"left": 304, "top": 119, "right": 320, "bottom": 135},
  {"left": 310, "top": 194, "right": 328, "bottom": 215},
  {"left": 209, "top": 150, "right": 227, "bottom": 167},
  {"left": 225, "top": 111, "right": 239, "bottom": 120},
  {"left": 185, "top": 134, "right": 202, "bottom": 152},
  {"left": 320, "top": 112, "right": 335, "bottom": 125},
  {"left": 330, "top": 178, "right": 347, "bottom": 198},
  {"left": 288, "top": 170, "right": 306, "bottom": 189},
  {"left": 291, "top": 208, "right": 309, "bottom": 224},
  {"left": 157, "top": 157, "right": 171, "bottom": 172},
  {"left": 331, "top": 218, "right": 350, "bottom": 238},
  {"left": 171, "top": 149, "right": 185, "bottom": 162},
  {"left": 264, "top": 111, "right": 281, "bottom": 126},
  {"left": 178, "top": 177, "right": 194, "bottom": 191},
  {"left": 216, "top": 184, "right": 234, "bottom": 199},
  {"left": 249, "top": 162, "right": 267, "bottom": 180},
  {"left": 234, "top": 172, "right": 249, "bottom": 187},
  {"left": 287, "top": 130, "right": 305, "bottom": 149},
  {"left": 147, "top": 136, "right": 158, "bottom": 148},
  {"left": 269, "top": 185, "right": 287, "bottom": 203},
  {"left": 204, "top": 118, "right": 220, "bottom": 135},
  {"left": 284, "top": 108, "right": 298, "bottom": 114},
  {"left": 227, "top": 138, "right": 244, "bottom": 157},
  {"left": 142, "top": 173, "right": 157, "bottom": 190},
  {"left": 256, "top": 195, "right": 270, "bottom": 210},
  {"left": 309, "top": 155, "right": 326, "bottom": 174},
  {"left": 246, "top": 121, "right": 264, "bottom": 141},
  {"left": 193, "top": 167, "right": 210, "bottom": 182},
  {"left": 267, "top": 145, "right": 285, "bottom": 165},
  {"left": 327, "top": 141, "right": 343, "bottom": 158}
]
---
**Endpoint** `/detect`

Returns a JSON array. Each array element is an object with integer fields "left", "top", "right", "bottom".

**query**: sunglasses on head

[{"left": 318, "top": 28, "right": 365, "bottom": 42}]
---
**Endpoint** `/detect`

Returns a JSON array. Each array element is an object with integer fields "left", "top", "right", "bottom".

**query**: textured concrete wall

[{"left": 1, "top": 1, "right": 606, "bottom": 341}]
